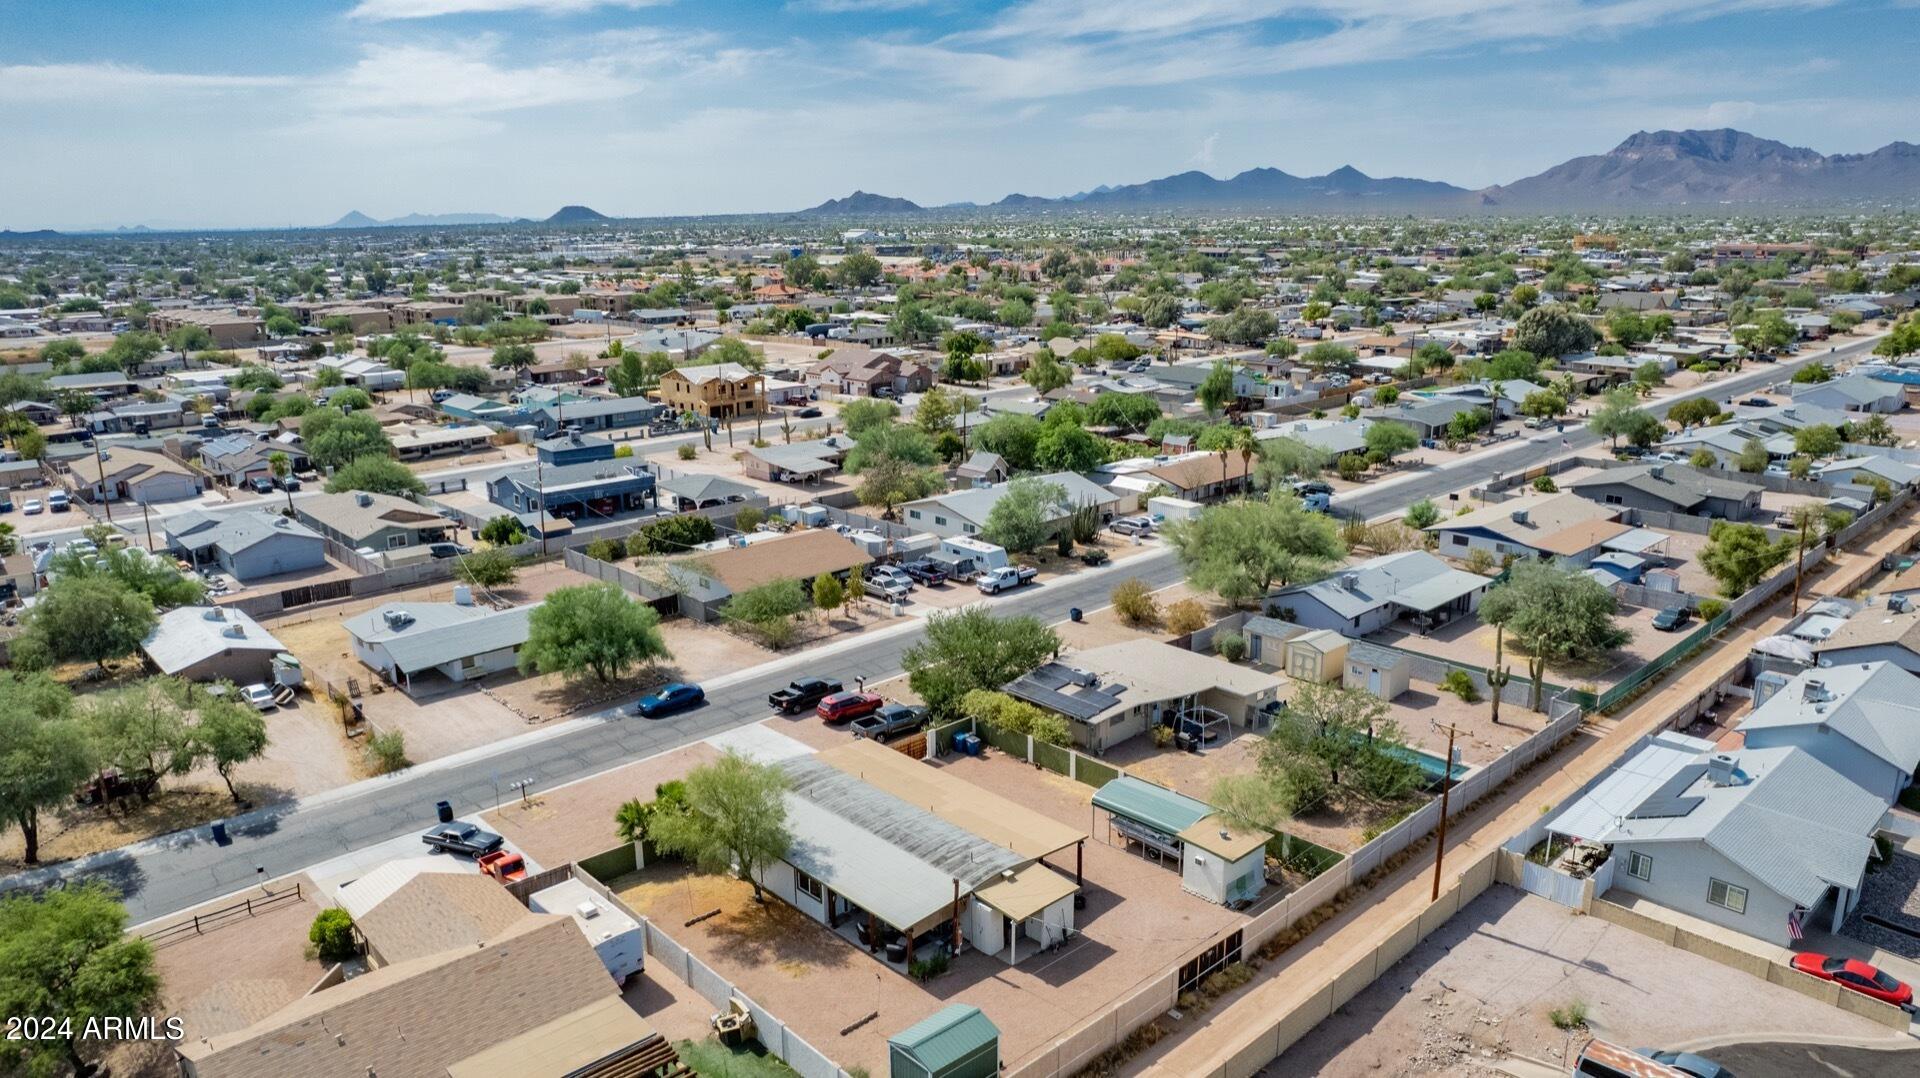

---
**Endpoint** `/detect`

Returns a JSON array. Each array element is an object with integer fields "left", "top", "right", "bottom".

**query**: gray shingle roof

[{"left": 1272, "top": 551, "right": 1487, "bottom": 620}]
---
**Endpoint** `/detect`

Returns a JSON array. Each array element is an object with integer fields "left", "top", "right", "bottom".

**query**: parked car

[
  {"left": 976, "top": 565, "right": 1039, "bottom": 594},
  {"left": 22, "top": 499, "right": 41, "bottom": 515},
  {"left": 428, "top": 542, "right": 472, "bottom": 559},
  {"left": 240, "top": 683, "right": 279, "bottom": 712},
  {"left": 477, "top": 849, "right": 527, "bottom": 882},
  {"left": 1739, "top": 397, "right": 1771, "bottom": 408},
  {"left": 1789, "top": 953, "right": 1914, "bottom": 1006},
  {"left": 248, "top": 476, "right": 274, "bottom": 494},
  {"left": 1291, "top": 479, "right": 1334, "bottom": 497},
  {"left": 430, "top": 389, "right": 455, "bottom": 403},
  {"left": 46, "top": 490, "right": 69, "bottom": 512},
  {"left": 1651, "top": 607, "right": 1693, "bottom": 632},
  {"left": 581, "top": 375, "right": 606, "bottom": 387},
  {"left": 866, "top": 564, "right": 915, "bottom": 592},
  {"left": 851, "top": 704, "right": 926, "bottom": 741},
  {"left": 899, "top": 559, "right": 948, "bottom": 585},
  {"left": 794, "top": 407, "right": 822, "bottom": 419},
  {"left": 634, "top": 681, "right": 704, "bottom": 718},
  {"left": 770, "top": 677, "right": 843, "bottom": 714},
  {"left": 421, "top": 821, "right": 504, "bottom": 857},
  {"left": 1109, "top": 516, "right": 1154, "bottom": 537},
  {"left": 0, "top": 496, "right": 12, "bottom": 513},
  {"left": 275, "top": 474, "right": 301, "bottom": 492},
  {"left": 1634, "top": 1048, "right": 1734, "bottom": 1078},
  {"left": 817, "top": 691, "right": 884, "bottom": 723}
]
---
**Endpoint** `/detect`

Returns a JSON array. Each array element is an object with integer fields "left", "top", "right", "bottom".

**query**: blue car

[{"left": 635, "top": 682, "right": 705, "bottom": 718}]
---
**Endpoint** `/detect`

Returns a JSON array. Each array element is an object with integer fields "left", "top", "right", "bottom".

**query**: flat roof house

[
  {"left": 901, "top": 471, "right": 1120, "bottom": 541},
  {"left": 526, "top": 396, "right": 665, "bottom": 437},
  {"left": 755, "top": 740, "right": 1087, "bottom": 969},
  {"left": 388, "top": 422, "right": 494, "bottom": 461},
  {"left": 1549, "top": 743, "right": 1886, "bottom": 946},
  {"left": 1810, "top": 606, "right": 1920, "bottom": 675},
  {"left": 164, "top": 510, "right": 327, "bottom": 582},
  {"left": 486, "top": 459, "right": 658, "bottom": 527},
  {"left": 1566, "top": 462, "right": 1763, "bottom": 521},
  {"left": 141, "top": 605, "right": 288, "bottom": 685},
  {"left": 1004, "top": 638, "right": 1284, "bottom": 754},
  {"left": 296, "top": 490, "right": 451, "bottom": 553},
  {"left": 1268, "top": 550, "right": 1490, "bottom": 635},
  {"left": 343, "top": 599, "right": 535, "bottom": 692},
  {"left": 1426, "top": 492, "right": 1626, "bottom": 565},
  {"left": 1736, "top": 663, "right": 1920, "bottom": 803},
  {"left": 742, "top": 439, "right": 848, "bottom": 483}
]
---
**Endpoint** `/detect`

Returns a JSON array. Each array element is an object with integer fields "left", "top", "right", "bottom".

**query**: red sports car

[{"left": 1789, "top": 953, "right": 1913, "bottom": 1006}]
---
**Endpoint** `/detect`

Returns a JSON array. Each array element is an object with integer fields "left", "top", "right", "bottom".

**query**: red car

[
  {"left": 817, "top": 691, "right": 884, "bottom": 723},
  {"left": 1790, "top": 953, "right": 1913, "bottom": 1006}
]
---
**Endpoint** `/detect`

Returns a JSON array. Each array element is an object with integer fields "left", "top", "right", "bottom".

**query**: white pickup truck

[{"left": 975, "top": 566, "right": 1039, "bottom": 595}]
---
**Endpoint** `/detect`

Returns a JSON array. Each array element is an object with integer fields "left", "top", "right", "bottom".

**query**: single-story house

[
  {"left": 1256, "top": 418, "right": 1370, "bottom": 458},
  {"left": 343, "top": 599, "right": 536, "bottom": 692},
  {"left": 67, "top": 446, "right": 204, "bottom": 504},
  {"left": 85, "top": 399, "right": 192, "bottom": 435},
  {"left": 742, "top": 439, "right": 848, "bottom": 483},
  {"left": 668, "top": 528, "right": 872, "bottom": 621},
  {"left": 1735, "top": 663, "right": 1920, "bottom": 803},
  {"left": 1550, "top": 742, "right": 1884, "bottom": 947},
  {"left": 525, "top": 396, "right": 665, "bottom": 437},
  {"left": 485, "top": 459, "right": 657, "bottom": 524},
  {"left": 1816, "top": 455, "right": 1920, "bottom": 491},
  {"left": 1364, "top": 396, "right": 1489, "bottom": 440},
  {"left": 437, "top": 393, "right": 516, "bottom": 425},
  {"left": 1267, "top": 550, "right": 1489, "bottom": 635},
  {"left": 1139, "top": 450, "right": 1254, "bottom": 502},
  {"left": 389, "top": 423, "right": 494, "bottom": 462},
  {"left": 1566, "top": 462, "right": 1763, "bottom": 521},
  {"left": 315, "top": 356, "right": 404, "bottom": 390},
  {"left": 954, "top": 451, "right": 1011, "bottom": 487},
  {"left": 141, "top": 605, "right": 288, "bottom": 684},
  {"left": 657, "top": 472, "right": 756, "bottom": 510},
  {"left": 47, "top": 371, "right": 134, "bottom": 399},
  {"left": 1003, "top": 638, "right": 1284, "bottom": 754},
  {"left": 1810, "top": 605, "right": 1920, "bottom": 674},
  {"left": 754, "top": 740, "right": 1087, "bottom": 968},
  {"left": 1425, "top": 492, "right": 1625, "bottom": 565},
  {"left": 198, "top": 433, "right": 308, "bottom": 487},
  {"left": 901, "top": 471, "right": 1120, "bottom": 541},
  {"left": 164, "top": 510, "right": 328, "bottom": 581},
  {"left": 1091, "top": 776, "right": 1271, "bottom": 906},
  {"left": 1788, "top": 372, "right": 1904, "bottom": 414},
  {"left": 296, "top": 490, "right": 452, "bottom": 553}
]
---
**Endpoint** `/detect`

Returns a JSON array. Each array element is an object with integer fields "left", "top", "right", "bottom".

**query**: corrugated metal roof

[
  {"left": 343, "top": 602, "right": 534, "bottom": 674},
  {"left": 1093, "top": 776, "right": 1211, "bottom": 838},
  {"left": 141, "top": 605, "right": 287, "bottom": 675},
  {"left": 889, "top": 1005, "right": 999, "bottom": 1072},
  {"left": 782, "top": 758, "right": 1024, "bottom": 892}
]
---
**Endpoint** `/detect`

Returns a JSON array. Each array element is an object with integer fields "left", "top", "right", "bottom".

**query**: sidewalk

[{"left": 1135, "top": 505, "right": 1919, "bottom": 1077}]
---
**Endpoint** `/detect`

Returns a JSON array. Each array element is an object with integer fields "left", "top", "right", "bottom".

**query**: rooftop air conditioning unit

[
  {"left": 202, "top": 608, "right": 226, "bottom": 621},
  {"left": 382, "top": 609, "right": 414, "bottom": 631},
  {"left": 1707, "top": 753, "right": 1738, "bottom": 786},
  {"left": 575, "top": 901, "right": 599, "bottom": 920}
]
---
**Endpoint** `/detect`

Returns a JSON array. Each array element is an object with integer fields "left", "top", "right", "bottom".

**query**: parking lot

[{"left": 1271, "top": 885, "right": 1908, "bottom": 1076}]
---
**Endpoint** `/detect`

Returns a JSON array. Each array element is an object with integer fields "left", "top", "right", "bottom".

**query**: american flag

[{"left": 1787, "top": 907, "right": 1806, "bottom": 941}]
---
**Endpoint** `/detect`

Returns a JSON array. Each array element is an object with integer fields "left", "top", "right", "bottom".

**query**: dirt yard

[
  {"left": 483, "top": 741, "right": 720, "bottom": 868},
  {"left": 1271, "top": 885, "right": 1906, "bottom": 1076}
]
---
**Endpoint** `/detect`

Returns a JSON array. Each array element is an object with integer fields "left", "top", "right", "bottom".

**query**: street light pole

[
  {"left": 91, "top": 437, "right": 114, "bottom": 525},
  {"left": 1430, "top": 721, "right": 1464, "bottom": 903}
]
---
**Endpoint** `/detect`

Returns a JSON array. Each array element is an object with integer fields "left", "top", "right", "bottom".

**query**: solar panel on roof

[{"left": 1627, "top": 763, "right": 1708, "bottom": 819}]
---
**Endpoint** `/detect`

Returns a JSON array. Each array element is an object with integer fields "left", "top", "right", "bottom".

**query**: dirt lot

[
  {"left": 1370, "top": 601, "right": 1680, "bottom": 695},
  {"left": 607, "top": 746, "right": 1248, "bottom": 1077},
  {"left": 641, "top": 442, "right": 852, "bottom": 507},
  {"left": 484, "top": 741, "right": 720, "bottom": 867},
  {"left": 1272, "top": 885, "right": 1906, "bottom": 1076}
]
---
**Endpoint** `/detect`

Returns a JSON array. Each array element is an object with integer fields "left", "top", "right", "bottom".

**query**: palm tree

[
  {"left": 614, "top": 798, "right": 648, "bottom": 867},
  {"left": 268, "top": 452, "right": 293, "bottom": 512}
]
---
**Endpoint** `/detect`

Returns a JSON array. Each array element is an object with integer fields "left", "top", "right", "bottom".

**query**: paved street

[{"left": 1705, "top": 1040, "right": 1920, "bottom": 1078}]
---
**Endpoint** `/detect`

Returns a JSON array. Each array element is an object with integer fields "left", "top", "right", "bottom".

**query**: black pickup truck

[
  {"left": 769, "top": 677, "right": 844, "bottom": 714},
  {"left": 851, "top": 704, "right": 927, "bottom": 742}
]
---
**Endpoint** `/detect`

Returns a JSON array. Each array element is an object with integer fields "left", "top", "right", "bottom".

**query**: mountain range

[
  {"left": 325, "top": 210, "right": 524, "bottom": 228},
  {"left": 795, "top": 129, "right": 1920, "bottom": 215}
]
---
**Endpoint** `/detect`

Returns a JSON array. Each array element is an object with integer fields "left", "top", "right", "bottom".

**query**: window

[
  {"left": 386, "top": 534, "right": 408, "bottom": 550},
  {"left": 934, "top": 515, "right": 947, "bottom": 526},
  {"left": 963, "top": 523, "right": 976, "bottom": 534},
  {"left": 1452, "top": 535, "right": 1467, "bottom": 547},
  {"left": 794, "top": 869, "right": 825, "bottom": 903},
  {"left": 1626, "top": 851, "right": 1652, "bottom": 881},
  {"left": 907, "top": 509, "right": 921, "bottom": 520},
  {"left": 1604, "top": 494, "right": 1623, "bottom": 505},
  {"left": 1707, "top": 878, "right": 1747, "bottom": 914}
]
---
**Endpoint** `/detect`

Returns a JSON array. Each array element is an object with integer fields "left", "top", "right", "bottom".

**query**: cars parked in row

[
  {"left": 769, "top": 677, "right": 843, "bottom": 714},
  {"left": 817, "top": 691, "right": 884, "bottom": 724},
  {"left": 851, "top": 703, "right": 926, "bottom": 742}
]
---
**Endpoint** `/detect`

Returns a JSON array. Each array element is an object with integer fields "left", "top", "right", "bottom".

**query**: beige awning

[{"left": 974, "top": 864, "right": 1079, "bottom": 922}]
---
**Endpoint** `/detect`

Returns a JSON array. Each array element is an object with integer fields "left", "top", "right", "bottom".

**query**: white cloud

[
  {"left": 315, "top": 40, "right": 642, "bottom": 115},
  {"left": 0, "top": 62, "right": 293, "bottom": 104},
  {"left": 346, "top": 0, "right": 667, "bottom": 20},
  {"left": 785, "top": 0, "right": 933, "bottom": 11}
]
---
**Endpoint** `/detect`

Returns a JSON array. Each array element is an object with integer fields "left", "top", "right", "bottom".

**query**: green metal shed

[
  {"left": 888, "top": 1004, "right": 1000, "bottom": 1078},
  {"left": 1092, "top": 775, "right": 1211, "bottom": 836}
]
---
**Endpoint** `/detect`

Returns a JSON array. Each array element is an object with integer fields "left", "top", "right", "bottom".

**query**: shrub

[
  {"left": 612, "top": 444, "right": 634, "bottom": 458},
  {"left": 734, "top": 505, "right": 765, "bottom": 532},
  {"left": 1441, "top": 669, "right": 1480, "bottom": 703},
  {"left": 1404, "top": 499, "right": 1440, "bottom": 529},
  {"left": 364, "top": 730, "right": 409, "bottom": 774},
  {"left": 308, "top": 908, "right": 357, "bottom": 962},
  {"left": 1165, "top": 598, "right": 1210, "bottom": 636},
  {"left": 677, "top": 444, "right": 696, "bottom": 460},
  {"left": 1214, "top": 631, "right": 1248, "bottom": 662},
  {"left": 1151, "top": 725, "right": 1174, "bottom": 748},
  {"left": 1111, "top": 578, "right": 1159, "bottom": 626},
  {"left": 1336, "top": 453, "right": 1365, "bottom": 481},
  {"left": 1531, "top": 475, "right": 1557, "bottom": 493},
  {"left": 1464, "top": 548, "right": 1496, "bottom": 575},
  {"left": 1548, "top": 1000, "right": 1589, "bottom": 1030},
  {"left": 585, "top": 538, "right": 625, "bottom": 562},
  {"left": 908, "top": 952, "right": 950, "bottom": 981},
  {"left": 1697, "top": 598, "right": 1727, "bottom": 620}
]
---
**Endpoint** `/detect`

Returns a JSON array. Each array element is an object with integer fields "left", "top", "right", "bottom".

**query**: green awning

[{"left": 1092, "top": 776, "right": 1211, "bottom": 837}]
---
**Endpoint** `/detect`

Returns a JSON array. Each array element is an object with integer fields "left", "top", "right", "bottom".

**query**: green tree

[
  {"left": 16, "top": 575, "right": 156, "bottom": 672},
  {"left": 0, "top": 672, "right": 90, "bottom": 865},
  {"left": 648, "top": 752, "right": 791, "bottom": 902},
  {"left": 1023, "top": 348, "right": 1071, "bottom": 394},
  {"left": 1850, "top": 413, "right": 1896, "bottom": 447},
  {"left": 904, "top": 608, "right": 1060, "bottom": 717},
  {"left": 981, "top": 477, "right": 1067, "bottom": 553},
  {"left": 839, "top": 398, "right": 900, "bottom": 436},
  {"left": 1512, "top": 303, "right": 1598, "bottom": 357},
  {"left": 1792, "top": 423, "right": 1842, "bottom": 458},
  {"left": 1266, "top": 681, "right": 1424, "bottom": 801},
  {"left": 1588, "top": 388, "right": 1661, "bottom": 449},
  {"left": 857, "top": 456, "right": 942, "bottom": 516},
  {"left": 890, "top": 302, "right": 941, "bottom": 344},
  {"left": 1301, "top": 342, "right": 1357, "bottom": 372},
  {"left": 455, "top": 547, "right": 519, "bottom": 587},
  {"left": 324, "top": 454, "right": 425, "bottom": 496},
  {"left": 1165, "top": 496, "right": 1346, "bottom": 605},
  {"left": 1363, "top": 420, "right": 1419, "bottom": 462},
  {"left": 723, "top": 578, "right": 811, "bottom": 647},
  {"left": 268, "top": 451, "right": 295, "bottom": 511},
  {"left": 1666, "top": 398, "right": 1720, "bottom": 429},
  {"left": 1206, "top": 307, "right": 1278, "bottom": 345},
  {"left": 1737, "top": 437, "right": 1770, "bottom": 473},
  {"left": 1519, "top": 390, "right": 1567, "bottom": 420},
  {"left": 519, "top": 583, "right": 671, "bottom": 683},
  {"left": 192, "top": 692, "right": 269, "bottom": 803},
  {"left": 78, "top": 679, "right": 196, "bottom": 801},
  {"left": 308, "top": 908, "right": 357, "bottom": 962},
  {"left": 1790, "top": 362, "right": 1832, "bottom": 384},
  {"left": 1479, "top": 562, "right": 1632, "bottom": 710},
  {"left": 490, "top": 342, "right": 536, "bottom": 370},
  {"left": 837, "top": 252, "right": 884, "bottom": 287},
  {"left": 479, "top": 515, "right": 527, "bottom": 546},
  {"left": 1700, "top": 521, "right": 1789, "bottom": 598},
  {"left": 609, "top": 351, "right": 649, "bottom": 396},
  {"left": 0, "top": 884, "right": 159, "bottom": 1077},
  {"left": 302, "top": 409, "right": 391, "bottom": 470},
  {"left": 1405, "top": 499, "right": 1440, "bottom": 529},
  {"left": 811, "top": 571, "right": 845, "bottom": 612},
  {"left": 1196, "top": 360, "right": 1238, "bottom": 416},
  {"left": 975, "top": 413, "right": 1042, "bottom": 470},
  {"left": 1604, "top": 307, "right": 1653, "bottom": 346},
  {"left": 1032, "top": 423, "right": 1107, "bottom": 472},
  {"left": 845, "top": 423, "right": 937, "bottom": 473},
  {"left": 1251, "top": 436, "right": 1329, "bottom": 491}
]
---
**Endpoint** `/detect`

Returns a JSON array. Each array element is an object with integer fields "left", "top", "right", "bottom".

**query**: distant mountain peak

[
  {"left": 799, "top": 191, "right": 923, "bottom": 215},
  {"left": 328, "top": 210, "right": 381, "bottom": 229},
  {"left": 546, "top": 205, "right": 610, "bottom": 224}
]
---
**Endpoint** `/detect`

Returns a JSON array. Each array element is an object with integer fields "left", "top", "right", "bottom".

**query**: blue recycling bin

[
  {"left": 1069, "top": 607, "right": 1083, "bottom": 622},
  {"left": 953, "top": 732, "right": 983, "bottom": 756}
]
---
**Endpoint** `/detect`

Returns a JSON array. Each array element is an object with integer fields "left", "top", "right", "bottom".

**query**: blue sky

[{"left": 3, "top": 0, "right": 1917, "bottom": 228}]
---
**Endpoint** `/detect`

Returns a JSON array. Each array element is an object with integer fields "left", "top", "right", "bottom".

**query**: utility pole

[
  {"left": 1430, "top": 720, "right": 1464, "bottom": 903},
  {"left": 139, "top": 497, "right": 154, "bottom": 552},
  {"left": 91, "top": 437, "right": 115, "bottom": 525},
  {"left": 1791, "top": 510, "right": 1812, "bottom": 617}
]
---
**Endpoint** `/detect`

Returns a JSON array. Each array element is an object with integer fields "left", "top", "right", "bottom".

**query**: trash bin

[
  {"left": 210, "top": 822, "right": 229, "bottom": 845},
  {"left": 435, "top": 800, "right": 453, "bottom": 823},
  {"left": 1069, "top": 607, "right": 1082, "bottom": 622}
]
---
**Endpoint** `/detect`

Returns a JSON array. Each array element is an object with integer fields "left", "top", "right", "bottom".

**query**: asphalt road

[
  {"left": 1704, "top": 1040, "right": 1920, "bottom": 1078},
  {"left": 5, "top": 335, "right": 1878, "bottom": 921}
]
